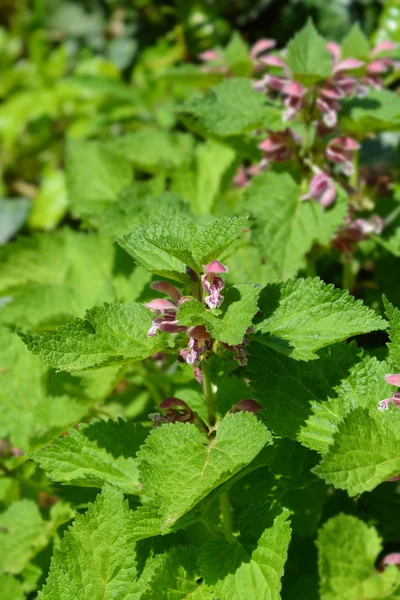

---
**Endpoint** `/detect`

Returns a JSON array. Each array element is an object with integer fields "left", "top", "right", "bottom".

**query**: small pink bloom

[
  {"left": 316, "top": 97, "right": 339, "bottom": 127},
  {"left": 303, "top": 172, "right": 336, "bottom": 208},
  {"left": 379, "top": 553, "right": 400, "bottom": 572},
  {"left": 258, "top": 132, "right": 292, "bottom": 162},
  {"left": 326, "top": 42, "right": 341, "bottom": 61},
  {"left": 204, "top": 261, "right": 229, "bottom": 274},
  {"left": 371, "top": 41, "right": 397, "bottom": 56},
  {"left": 199, "top": 50, "right": 221, "bottom": 62},
  {"left": 188, "top": 325, "right": 211, "bottom": 340},
  {"left": 145, "top": 298, "right": 177, "bottom": 313},
  {"left": 264, "top": 74, "right": 288, "bottom": 92},
  {"left": 326, "top": 136, "right": 360, "bottom": 175},
  {"left": 333, "top": 58, "right": 364, "bottom": 74},
  {"left": 250, "top": 39, "right": 276, "bottom": 60},
  {"left": 158, "top": 320, "right": 187, "bottom": 334},
  {"left": 232, "top": 399, "right": 263, "bottom": 414},
  {"left": 151, "top": 281, "right": 182, "bottom": 304},
  {"left": 260, "top": 55, "right": 287, "bottom": 68},
  {"left": 367, "top": 59, "right": 393, "bottom": 74},
  {"left": 385, "top": 374, "right": 400, "bottom": 387},
  {"left": 379, "top": 393, "right": 400, "bottom": 411},
  {"left": 202, "top": 262, "right": 228, "bottom": 309},
  {"left": 283, "top": 81, "right": 306, "bottom": 97},
  {"left": 233, "top": 166, "right": 249, "bottom": 188}
]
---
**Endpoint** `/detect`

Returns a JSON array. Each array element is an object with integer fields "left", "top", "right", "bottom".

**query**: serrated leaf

[
  {"left": 30, "top": 419, "right": 148, "bottom": 494},
  {"left": 384, "top": 296, "right": 400, "bottom": 370},
  {"left": 141, "top": 546, "right": 201, "bottom": 599},
  {"left": 247, "top": 341, "right": 392, "bottom": 453},
  {"left": 242, "top": 171, "right": 347, "bottom": 281},
  {"left": 180, "top": 78, "right": 282, "bottom": 138},
  {"left": 223, "top": 32, "right": 253, "bottom": 77},
  {"left": 136, "top": 412, "right": 271, "bottom": 534},
  {"left": 19, "top": 301, "right": 171, "bottom": 372},
  {"left": 38, "top": 485, "right": 140, "bottom": 600},
  {"left": 317, "top": 514, "right": 400, "bottom": 599},
  {"left": 199, "top": 504, "right": 291, "bottom": 600},
  {"left": 118, "top": 216, "right": 246, "bottom": 280},
  {"left": 340, "top": 23, "right": 371, "bottom": 60},
  {"left": 286, "top": 19, "right": 332, "bottom": 85},
  {"left": 314, "top": 408, "right": 400, "bottom": 496},
  {"left": 177, "top": 283, "right": 261, "bottom": 345},
  {"left": 66, "top": 139, "right": 133, "bottom": 217},
  {"left": 254, "top": 277, "right": 386, "bottom": 360}
]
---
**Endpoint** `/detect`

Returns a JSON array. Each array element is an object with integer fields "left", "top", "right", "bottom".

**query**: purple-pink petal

[
  {"left": 151, "top": 281, "right": 182, "bottom": 303},
  {"left": 203, "top": 260, "right": 228, "bottom": 274},
  {"left": 385, "top": 374, "right": 400, "bottom": 387}
]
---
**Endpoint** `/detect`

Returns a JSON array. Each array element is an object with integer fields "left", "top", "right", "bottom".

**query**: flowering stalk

[{"left": 201, "top": 357, "right": 217, "bottom": 426}]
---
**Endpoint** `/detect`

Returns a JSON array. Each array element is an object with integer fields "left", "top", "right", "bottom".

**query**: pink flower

[
  {"left": 201, "top": 261, "right": 228, "bottom": 309},
  {"left": 232, "top": 399, "right": 263, "bottom": 414},
  {"left": 325, "top": 136, "right": 360, "bottom": 175},
  {"left": 385, "top": 374, "right": 400, "bottom": 387},
  {"left": 302, "top": 173, "right": 336, "bottom": 208},
  {"left": 379, "top": 553, "right": 400, "bottom": 572},
  {"left": 258, "top": 131, "right": 293, "bottom": 162},
  {"left": 378, "top": 394, "right": 400, "bottom": 411},
  {"left": 151, "top": 281, "right": 182, "bottom": 304},
  {"left": 199, "top": 50, "right": 221, "bottom": 62},
  {"left": 145, "top": 295, "right": 186, "bottom": 337},
  {"left": 316, "top": 97, "right": 340, "bottom": 128},
  {"left": 250, "top": 39, "right": 276, "bottom": 64},
  {"left": 186, "top": 325, "right": 212, "bottom": 366}
]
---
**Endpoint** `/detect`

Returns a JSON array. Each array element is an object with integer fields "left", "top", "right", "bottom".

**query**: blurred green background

[{"left": 0, "top": 0, "right": 398, "bottom": 238}]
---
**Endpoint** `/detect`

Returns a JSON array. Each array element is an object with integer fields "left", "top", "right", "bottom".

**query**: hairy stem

[
  {"left": 219, "top": 491, "right": 234, "bottom": 534},
  {"left": 201, "top": 357, "right": 216, "bottom": 426}
]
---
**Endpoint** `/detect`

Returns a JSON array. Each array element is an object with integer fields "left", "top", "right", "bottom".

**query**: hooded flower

[
  {"left": 201, "top": 261, "right": 228, "bottom": 309},
  {"left": 186, "top": 325, "right": 212, "bottom": 366},
  {"left": 302, "top": 172, "right": 336, "bottom": 208},
  {"left": 145, "top": 282, "right": 187, "bottom": 337},
  {"left": 258, "top": 131, "right": 293, "bottom": 162},
  {"left": 378, "top": 373, "right": 400, "bottom": 410},
  {"left": 325, "top": 136, "right": 360, "bottom": 175}
]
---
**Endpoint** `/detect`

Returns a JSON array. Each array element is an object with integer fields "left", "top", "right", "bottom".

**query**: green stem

[
  {"left": 342, "top": 258, "right": 354, "bottom": 292},
  {"left": 201, "top": 358, "right": 216, "bottom": 426},
  {"left": 349, "top": 149, "right": 359, "bottom": 190},
  {"left": 385, "top": 204, "right": 400, "bottom": 227},
  {"left": 219, "top": 491, "right": 234, "bottom": 534}
]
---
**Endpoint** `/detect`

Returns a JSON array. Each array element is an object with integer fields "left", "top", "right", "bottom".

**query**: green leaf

[
  {"left": 19, "top": 301, "right": 171, "bottom": 372},
  {"left": 314, "top": 408, "right": 400, "bottom": 496},
  {"left": 0, "top": 574, "right": 25, "bottom": 600},
  {"left": 118, "top": 216, "right": 246, "bottom": 279},
  {"left": 340, "top": 23, "right": 371, "bottom": 60},
  {"left": 223, "top": 32, "right": 253, "bottom": 77},
  {"left": 136, "top": 412, "right": 271, "bottom": 534},
  {"left": 170, "top": 139, "right": 236, "bottom": 215},
  {"left": 247, "top": 341, "right": 392, "bottom": 453},
  {"left": 198, "top": 504, "right": 291, "bottom": 600},
  {"left": 178, "top": 283, "right": 261, "bottom": 345},
  {"left": 140, "top": 546, "right": 202, "bottom": 599},
  {"left": 254, "top": 277, "right": 387, "bottom": 360},
  {"left": 38, "top": 485, "right": 141, "bottom": 600},
  {"left": 0, "top": 500, "right": 72, "bottom": 575},
  {"left": 66, "top": 139, "right": 132, "bottom": 217},
  {"left": 384, "top": 296, "right": 400, "bottom": 370},
  {"left": 317, "top": 515, "right": 400, "bottom": 599},
  {"left": 108, "top": 128, "right": 194, "bottom": 173},
  {"left": 28, "top": 167, "right": 68, "bottom": 230},
  {"left": 0, "top": 329, "right": 90, "bottom": 452},
  {"left": 243, "top": 171, "right": 347, "bottom": 281},
  {"left": 286, "top": 19, "right": 332, "bottom": 85},
  {"left": 341, "top": 90, "right": 400, "bottom": 135},
  {"left": 180, "top": 78, "right": 282, "bottom": 138},
  {"left": 30, "top": 419, "right": 148, "bottom": 494}
]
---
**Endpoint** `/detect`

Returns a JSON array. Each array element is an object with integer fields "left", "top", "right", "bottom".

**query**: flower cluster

[
  {"left": 145, "top": 261, "right": 250, "bottom": 367},
  {"left": 378, "top": 374, "right": 400, "bottom": 411}
]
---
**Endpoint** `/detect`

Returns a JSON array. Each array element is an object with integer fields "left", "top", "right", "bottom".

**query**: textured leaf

[
  {"left": 243, "top": 171, "right": 347, "bottom": 281},
  {"left": 140, "top": 546, "right": 201, "bottom": 599},
  {"left": 0, "top": 574, "right": 25, "bottom": 600},
  {"left": 178, "top": 283, "right": 261, "bottom": 345},
  {"left": 199, "top": 504, "right": 291, "bottom": 600},
  {"left": 224, "top": 32, "right": 253, "bottom": 77},
  {"left": 19, "top": 302, "right": 170, "bottom": 372},
  {"left": 118, "top": 216, "right": 246, "bottom": 280},
  {"left": 31, "top": 420, "right": 148, "bottom": 494},
  {"left": 317, "top": 515, "right": 400, "bottom": 599},
  {"left": 314, "top": 408, "right": 400, "bottom": 496},
  {"left": 66, "top": 139, "right": 133, "bottom": 217},
  {"left": 286, "top": 20, "right": 332, "bottom": 85},
  {"left": 254, "top": 277, "right": 386, "bottom": 360},
  {"left": 247, "top": 342, "right": 392, "bottom": 453},
  {"left": 384, "top": 296, "right": 400, "bottom": 370},
  {"left": 180, "top": 78, "right": 282, "bottom": 138},
  {"left": 136, "top": 412, "right": 271, "bottom": 534},
  {"left": 38, "top": 485, "right": 140, "bottom": 600}
]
